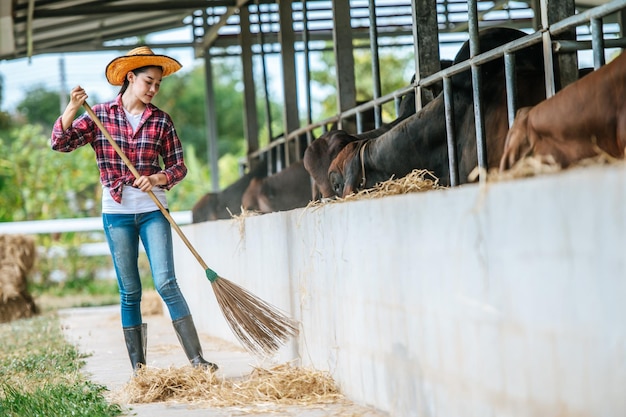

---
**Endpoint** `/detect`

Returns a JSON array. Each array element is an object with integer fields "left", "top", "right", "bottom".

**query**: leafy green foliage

[
  {"left": 154, "top": 59, "right": 247, "bottom": 166},
  {"left": 310, "top": 45, "right": 413, "bottom": 121},
  {"left": 0, "top": 124, "right": 100, "bottom": 222},
  {"left": 16, "top": 85, "right": 63, "bottom": 128}
]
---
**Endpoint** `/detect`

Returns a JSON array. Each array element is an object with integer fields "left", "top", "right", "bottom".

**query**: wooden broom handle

[{"left": 83, "top": 102, "right": 210, "bottom": 271}]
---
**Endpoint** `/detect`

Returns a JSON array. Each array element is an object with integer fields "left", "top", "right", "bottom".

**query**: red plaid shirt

[{"left": 51, "top": 95, "right": 187, "bottom": 203}]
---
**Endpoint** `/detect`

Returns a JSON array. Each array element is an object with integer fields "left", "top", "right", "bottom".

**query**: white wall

[{"left": 174, "top": 164, "right": 626, "bottom": 417}]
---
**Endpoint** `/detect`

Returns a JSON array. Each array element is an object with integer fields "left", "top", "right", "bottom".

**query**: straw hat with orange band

[{"left": 105, "top": 46, "right": 182, "bottom": 86}]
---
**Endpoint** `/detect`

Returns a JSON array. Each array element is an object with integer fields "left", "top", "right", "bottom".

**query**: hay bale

[
  {"left": 0, "top": 234, "right": 38, "bottom": 323},
  {"left": 141, "top": 289, "right": 163, "bottom": 316}
]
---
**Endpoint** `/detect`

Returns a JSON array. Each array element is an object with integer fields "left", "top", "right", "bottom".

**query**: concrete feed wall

[{"left": 174, "top": 164, "right": 626, "bottom": 417}]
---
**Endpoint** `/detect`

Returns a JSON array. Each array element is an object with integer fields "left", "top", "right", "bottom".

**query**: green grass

[{"left": 0, "top": 314, "right": 123, "bottom": 417}]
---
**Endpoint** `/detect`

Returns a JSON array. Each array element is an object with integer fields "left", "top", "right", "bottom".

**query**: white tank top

[{"left": 102, "top": 185, "right": 168, "bottom": 214}]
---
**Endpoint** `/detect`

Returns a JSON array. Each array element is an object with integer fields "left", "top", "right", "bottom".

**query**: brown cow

[
  {"left": 191, "top": 163, "right": 268, "bottom": 222},
  {"left": 499, "top": 52, "right": 625, "bottom": 171},
  {"left": 241, "top": 161, "right": 312, "bottom": 214}
]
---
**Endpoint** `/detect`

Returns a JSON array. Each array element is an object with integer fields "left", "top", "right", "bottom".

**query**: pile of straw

[
  {"left": 115, "top": 362, "right": 342, "bottom": 407},
  {"left": 0, "top": 234, "right": 38, "bottom": 323},
  {"left": 310, "top": 168, "right": 445, "bottom": 207},
  {"left": 471, "top": 150, "right": 623, "bottom": 183}
]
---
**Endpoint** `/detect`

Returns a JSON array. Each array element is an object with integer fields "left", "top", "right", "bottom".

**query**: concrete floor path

[{"left": 59, "top": 305, "right": 388, "bottom": 417}]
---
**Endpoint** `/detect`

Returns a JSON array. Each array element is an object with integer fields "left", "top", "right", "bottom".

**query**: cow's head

[
  {"left": 303, "top": 130, "right": 358, "bottom": 199},
  {"left": 328, "top": 140, "right": 368, "bottom": 197}
]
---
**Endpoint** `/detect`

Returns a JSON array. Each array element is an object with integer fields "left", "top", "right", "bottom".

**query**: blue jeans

[{"left": 103, "top": 210, "right": 191, "bottom": 328}]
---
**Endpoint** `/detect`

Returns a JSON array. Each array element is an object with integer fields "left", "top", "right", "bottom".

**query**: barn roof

[
  {"left": 1, "top": 0, "right": 609, "bottom": 63},
  {"left": 1, "top": 0, "right": 243, "bottom": 61}
]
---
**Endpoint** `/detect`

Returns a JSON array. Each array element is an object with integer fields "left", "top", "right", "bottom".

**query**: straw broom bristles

[{"left": 211, "top": 276, "right": 299, "bottom": 356}]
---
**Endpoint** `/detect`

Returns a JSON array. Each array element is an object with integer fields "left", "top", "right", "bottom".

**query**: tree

[
  {"left": 16, "top": 85, "right": 63, "bottom": 127},
  {"left": 309, "top": 43, "right": 414, "bottom": 121},
  {"left": 154, "top": 58, "right": 248, "bottom": 165},
  {"left": 0, "top": 124, "right": 100, "bottom": 222}
]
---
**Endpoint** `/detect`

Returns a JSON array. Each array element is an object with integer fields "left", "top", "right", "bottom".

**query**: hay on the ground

[
  {"left": 114, "top": 362, "right": 342, "bottom": 407},
  {"left": 0, "top": 234, "right": 38, "bottom": 323}
]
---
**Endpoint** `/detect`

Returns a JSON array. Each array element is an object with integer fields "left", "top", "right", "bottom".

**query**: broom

[{"left": 83, "top": 102, "right": 298, "bottom": 356}]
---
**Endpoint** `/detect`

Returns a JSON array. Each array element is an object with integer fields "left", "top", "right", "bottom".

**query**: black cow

[
  {"left": 328, "top": 27, "right": 548, "bottom": 197},
  {"left": 303, "top": 79, "right": 419, "bottom": 199},
  {"left": 303, "top": 61, "right": 455, "bottom": 200}
]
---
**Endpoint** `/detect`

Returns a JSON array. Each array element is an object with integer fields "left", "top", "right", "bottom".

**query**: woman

[{"left": 51, "top": 46, "right": 217, "bottom": 373}]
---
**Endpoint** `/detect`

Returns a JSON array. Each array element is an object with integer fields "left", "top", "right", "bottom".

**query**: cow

[
  {"left": 191, "top": 162, "right": 268, "bottom": 222},
  {"left": 303, "top": 60, "right": 456, "bottom": 200},
  {"left": 327, "top": 27, "right": 549, "bottom": 197},
  {"left": 499, "top": 52, "right": 625, "bottom": 171},
  {"left": 303, "top": 78, "right": 420, "bottom": 199},
  {"left": 241, "top": 160, "right": 312, "bottom": 213}
]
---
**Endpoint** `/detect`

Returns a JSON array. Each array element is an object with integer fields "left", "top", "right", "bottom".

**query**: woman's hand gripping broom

[{"left": 83, "top": 102, "right": 298, "bottom": 356}]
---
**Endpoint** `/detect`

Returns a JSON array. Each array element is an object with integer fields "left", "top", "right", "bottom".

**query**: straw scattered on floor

[{"left": 113, "top": 362, "right": 342, "bottom": 407}]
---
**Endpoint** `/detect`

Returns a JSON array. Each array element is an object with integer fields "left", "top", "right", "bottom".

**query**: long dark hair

[{"left": 118, "top": 65, "right": 163, "bottom": 96}]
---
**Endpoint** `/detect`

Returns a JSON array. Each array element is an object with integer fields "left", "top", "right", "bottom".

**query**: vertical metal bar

[
  {"left": 278, "top": 0, "right": 298, "bottom": 167},
  {"left": 504, "top": 52, "right": 517, "bottom": 128},
  {"left": 239, "top": 5, "right": 260, "bottom": 167},
  {"left": 369, "top": 0, "right": 382, "bottom": 128},
  {"left": 410, "top": 0, "right": 442, "bottom": 110},
  {"left": 356, "top": 111, "right": 363, "bottom": 134},
  {"left": 256, "top": 2, "right": 274, "bottom": 144},
  {"left": 443, "top": 77, "right": 459, "bottom": 187},
  {"left": 302, "top": 0, "right": 313, "bottom": 142},
  {"left": 58, "top": 55, "right": 68, "bottom": 111},
  {"left": 204, "top": 50, "right": 220, "bottom": 192},
  {"left": 530, "top": 0, "right": 541, "bottom": 30},
  {"left": 541, "top": 31, "right": 556, "bottom": 98},
  {"left": 540, "top": 0, "right": 556, "bottom": 98},
  {"left": 332, "top": 0, "right": 357, "bottom": 116},
  {"left": 591, "top": 17, "right": 606, "bottom": 69},
  {"left": 547, "top": 0, "right": 578, "bottom": 89},
  {"left": 468, "top": 0, "right": 488, "bottom": 175},
  {"left": 267, "top": 147, "right": 274, "bottom": 176}
]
